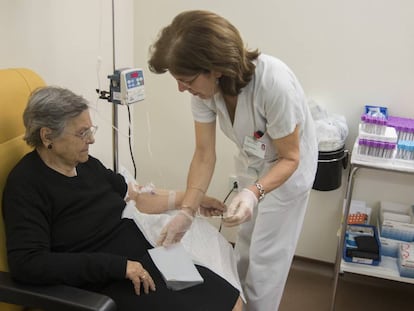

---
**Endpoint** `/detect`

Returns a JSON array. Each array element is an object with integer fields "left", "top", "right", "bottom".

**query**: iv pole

[
  {"left": 111, "top": 0, "right": 119, "bottom": 173},
  {"left": 106, "top": 0, "right": 141, "bottom": 175}
]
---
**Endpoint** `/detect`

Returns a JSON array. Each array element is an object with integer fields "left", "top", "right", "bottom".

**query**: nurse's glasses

[{"left": 177, "top": 73, "right": 201, "bottom": 88}]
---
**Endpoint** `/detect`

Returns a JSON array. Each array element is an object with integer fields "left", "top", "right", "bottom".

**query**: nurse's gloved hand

[
  {"left": 157, "top": 207, "right": 194, "bottom": 246},
  {"left": 222, "top": 188, "right": 258, "bottom": 227}
]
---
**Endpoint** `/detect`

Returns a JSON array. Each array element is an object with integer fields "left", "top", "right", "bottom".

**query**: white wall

[
  {"left": 1, "top": 0, "right": 134, "bottom": 173},
  {"left": 133, "top": 0, "right": 414, "bottom": 262}
]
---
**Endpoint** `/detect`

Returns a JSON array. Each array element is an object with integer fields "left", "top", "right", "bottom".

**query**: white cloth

[
  {"left": 191, "top": 54, "right": 318, "bottom": 310},
  {"left": 122, "top": 201, "right": 245, "bottom": 302}
]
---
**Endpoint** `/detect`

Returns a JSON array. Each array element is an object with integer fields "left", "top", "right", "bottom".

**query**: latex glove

[
  {"left": 157, "top": 208, "right": 194, "bottom": 246},
  {"left": 222, "top": 188, "right": 258, "bottom": 227},
  {"left": 199, "top": 196, "right": 226, "bottom": 217}
]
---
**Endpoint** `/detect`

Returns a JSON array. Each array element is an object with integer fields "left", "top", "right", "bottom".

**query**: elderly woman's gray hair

[{"left": 23, "top": 86, "right": 90, "bottom": 147}]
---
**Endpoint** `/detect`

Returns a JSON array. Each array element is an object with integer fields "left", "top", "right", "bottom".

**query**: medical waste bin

[{"left": 312, "top": 146, "right": 348, "bottom": 191}]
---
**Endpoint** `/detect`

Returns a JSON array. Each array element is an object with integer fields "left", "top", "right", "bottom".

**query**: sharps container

[{"left": 312, "top": 145, "right": 349, "bottom": 191}]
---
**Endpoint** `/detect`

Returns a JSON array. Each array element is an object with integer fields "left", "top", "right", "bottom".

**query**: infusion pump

[{"left": 108, "top": 68, "right": 145, "bottom": 105}]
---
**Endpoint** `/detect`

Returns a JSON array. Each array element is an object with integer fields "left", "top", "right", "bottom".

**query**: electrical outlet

[{"left": 228, "top": 175, "right": 239, "bottom": 190}]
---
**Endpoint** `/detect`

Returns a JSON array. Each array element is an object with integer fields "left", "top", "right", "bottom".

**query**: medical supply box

[
  {"left": 378, "top": 201, "right": 414, "bottom": 242},
  {"left": 344, "top": 224, "right": 381, "bottom": 266},
  {"left": 347, "top": 200, "right": 371, "bottom": 225},
  {"left": 397, "top": 243, "right": 414, "bottom": 278}
]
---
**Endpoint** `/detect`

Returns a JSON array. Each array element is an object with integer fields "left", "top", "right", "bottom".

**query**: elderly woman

[{"left": 2, "top": 86, "right": 242, "bottom": 311}]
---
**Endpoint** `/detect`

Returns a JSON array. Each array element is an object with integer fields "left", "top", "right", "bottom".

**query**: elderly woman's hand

[
  {"left": 199, "top": 196, "right": 226, "bottom": 217},
  {"left": 126, "top": 260, "right": 156, "bottom": 295}
]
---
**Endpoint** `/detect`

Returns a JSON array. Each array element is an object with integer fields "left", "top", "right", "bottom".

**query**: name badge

[{"left": 243, "top": 136, "right": 266, "bottom": 159}]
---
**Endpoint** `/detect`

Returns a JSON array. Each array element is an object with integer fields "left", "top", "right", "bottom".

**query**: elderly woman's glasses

[{"left": 66, "top": 125, "right": 98, "bottom": 141}]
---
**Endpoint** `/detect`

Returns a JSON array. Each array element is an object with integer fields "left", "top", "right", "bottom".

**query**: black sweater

[{"left": 3, "top": 150, "right": 130, "bottom": 287}]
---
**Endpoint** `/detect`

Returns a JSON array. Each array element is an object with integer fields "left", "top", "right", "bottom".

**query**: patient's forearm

[
  {"left": 133, "top": 190, "right": 225, "bottom": 216},
  {"left": 134, "top": 190, "right": 185, "bottom": 214}
]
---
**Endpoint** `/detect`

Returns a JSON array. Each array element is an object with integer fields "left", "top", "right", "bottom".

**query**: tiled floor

[{"left": 279, "top": 257, "right": 413, "bottom": 311}]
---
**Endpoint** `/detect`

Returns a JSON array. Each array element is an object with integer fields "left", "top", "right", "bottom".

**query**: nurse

[{"left": 148, "top": 10, "right": 318, "bottom": 311}]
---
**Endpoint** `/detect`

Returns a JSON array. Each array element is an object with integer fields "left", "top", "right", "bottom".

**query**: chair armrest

[{"left": 0, "top": 271, "right": 116, "bottom": 311}]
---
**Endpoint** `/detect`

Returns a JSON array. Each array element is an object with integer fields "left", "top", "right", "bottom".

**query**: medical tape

[{"left": 167, "top": 190, "right": 176, "bottom": 210}]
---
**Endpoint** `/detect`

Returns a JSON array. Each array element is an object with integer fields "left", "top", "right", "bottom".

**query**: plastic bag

[{"left": 309, "top": 99, "right": 348, "bottom": 151}]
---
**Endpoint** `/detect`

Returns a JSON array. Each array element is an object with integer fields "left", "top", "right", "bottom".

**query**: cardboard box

[
  {"left": 377, "top": 216, "right": 401, "bottom": 258},
  {"left": 348, "top": 200, "right": 371, "bottom": 225},
  {"left": 379, "top": 236, "right": 400, "bottom": 258},
  {"left": 379, "top": 201, "right": 414, "bottom": 242},
  {"left": 397, "top": 243, "right": 414, "bottom": 278}
]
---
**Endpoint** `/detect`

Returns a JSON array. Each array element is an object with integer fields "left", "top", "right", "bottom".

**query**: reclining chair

[{"left": 0, "top": 68, "right": 116, "bottom": 311}]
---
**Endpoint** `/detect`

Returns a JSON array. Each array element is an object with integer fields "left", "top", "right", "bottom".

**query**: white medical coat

[
  {"left": 191, "top": 54, "right": 318, "bottom": 311},
  {"left": 191, "top": 54, "right": 317, "bottom": 194}
]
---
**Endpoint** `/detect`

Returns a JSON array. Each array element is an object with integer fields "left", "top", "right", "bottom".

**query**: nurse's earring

[
  {"left": 214, "top": 78, "right": 220, "bottom": 94},
  {"left": 47, "top": 143, "right": 53, "bottom": 150},
  {"left": 213, "top": 71, "right": 222, "bottom": 95}
]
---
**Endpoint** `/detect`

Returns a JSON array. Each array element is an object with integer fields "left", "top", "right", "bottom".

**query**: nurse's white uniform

[{"left": 191, "top": 54, "right": 318, "bottom": 311}]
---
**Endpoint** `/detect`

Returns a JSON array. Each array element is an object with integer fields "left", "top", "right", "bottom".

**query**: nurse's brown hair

[{"left": 148, "top": 10, "right": 260, "bottom": 96}]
